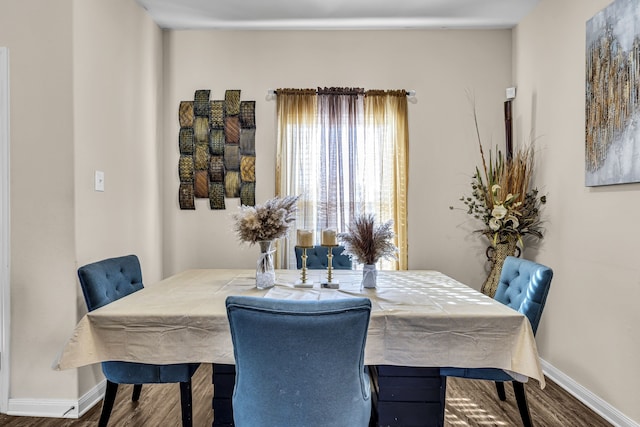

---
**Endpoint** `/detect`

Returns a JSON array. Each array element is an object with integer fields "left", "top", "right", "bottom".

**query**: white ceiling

[{"left": 135, "top": 0, "right": 540, "bottom": 30}]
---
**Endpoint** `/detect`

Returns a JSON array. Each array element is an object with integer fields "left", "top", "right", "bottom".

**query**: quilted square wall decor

[{"left": 178, "top": 89, "right": 256, "bottom": 209}]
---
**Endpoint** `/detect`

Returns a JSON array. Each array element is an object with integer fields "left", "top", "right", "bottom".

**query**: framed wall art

[
  {"left": 178, "top": 89, "right": 256, "bottom": 209},
  {"left": 586, "top": 0, "right": 640, "bottom": 186}
]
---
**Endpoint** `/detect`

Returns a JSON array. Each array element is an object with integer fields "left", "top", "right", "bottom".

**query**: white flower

[
  {"left": 504, "top": 215, "right": 520, "bottom": 229},
  {"left": 489, "top": 217, "right": 502, "bottom": 231},
  {"left": 491, "top": 184, "right": 501, "bottom": 195},
  {"left": 491, "top": 204, "right": 508, "bottom": 220}
]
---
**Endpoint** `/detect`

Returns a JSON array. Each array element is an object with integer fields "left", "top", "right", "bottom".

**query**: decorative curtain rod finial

[
  {"left": 266, "top": 89, "right": 277, "bottom": 101},
  {"left": 406, "top": 89, "right": 418, "bottom": 104}
]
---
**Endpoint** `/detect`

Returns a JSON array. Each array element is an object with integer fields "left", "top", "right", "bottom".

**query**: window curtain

[
  {"left": 364, "top": 90, "right": 409, "bottom": 270},
  {"left": 316, "top": 87, "right": 364, "bottom": 233},
  {"left": 276, "top": 88, "right": 408, "bottom": 270},
  {"left": 275, "top": 89, "right": 318, "bottom": 268}
]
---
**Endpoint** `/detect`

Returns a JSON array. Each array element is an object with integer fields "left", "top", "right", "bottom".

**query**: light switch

[{"left": 95, "top": 170, "right": 105, "bottom": 192}]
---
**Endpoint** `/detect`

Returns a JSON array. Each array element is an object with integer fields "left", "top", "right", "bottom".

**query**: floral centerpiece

[
  {"left": 457, "top": 147, "right": 546, "bottom": 246},
  {"left": 338, "top": 214, "right": 397, "bottom": 288},
  {"left": 451, "top": 109, "right": 546, "bottom": 296},
  {"left": 232, "top": 195, "right": 298, "bottom": 245},
  {"left": 232, "top": 195, "right": 298, "bottom": 288}
]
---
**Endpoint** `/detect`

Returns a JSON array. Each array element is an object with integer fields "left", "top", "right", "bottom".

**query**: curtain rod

[{"left": 266, "top": 89, "right": 416, "bottom": 97}]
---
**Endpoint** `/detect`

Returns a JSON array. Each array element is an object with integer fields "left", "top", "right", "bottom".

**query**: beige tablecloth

[{"left": 54, "top": 269, "right": 545, "bottom": 387}]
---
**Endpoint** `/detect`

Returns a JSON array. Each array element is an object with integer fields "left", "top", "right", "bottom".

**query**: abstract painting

[{"left": 585, "top": 0, "right": 640, "bottom": 186}]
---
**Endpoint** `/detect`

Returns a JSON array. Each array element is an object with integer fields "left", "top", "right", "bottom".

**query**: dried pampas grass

[
  {"left": 232, "top": 195, "right": 299, "bottom": 245},
  {"left": 338, "top": 214, "right": 397, "bottom": 265}
]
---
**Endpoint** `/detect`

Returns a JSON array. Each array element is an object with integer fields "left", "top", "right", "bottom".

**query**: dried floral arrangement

[
  {"left": 232, "top": 195, "right": 299, "bottom": 245},
  {"left": 338, "top": 214, "right": 397, "bottom": 265},
  {"left": 451, "top": 109, "right": 546, "bottom": 246}
]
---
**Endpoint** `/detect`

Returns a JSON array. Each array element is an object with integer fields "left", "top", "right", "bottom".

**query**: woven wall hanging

[{"left": 178, "top": 89, "right": 256, "bottom": 209}]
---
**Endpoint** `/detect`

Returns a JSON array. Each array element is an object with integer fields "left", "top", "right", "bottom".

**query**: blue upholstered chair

[
  {"left": 295, "top": 245, "right": 353, "bottom": 269},
  {"left": 440, "top": 256, "right": 553, "bottom": 427},
  {"left": 77, "top": 255, "right": 199, "bottom": 427},
  {"left": 225, "top": 296, "right": 372, "bottom": 427}
]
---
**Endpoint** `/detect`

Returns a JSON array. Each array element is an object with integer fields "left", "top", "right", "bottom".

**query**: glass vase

[{"left": 256, "top": 240, "right": 276, "bottom": 289}]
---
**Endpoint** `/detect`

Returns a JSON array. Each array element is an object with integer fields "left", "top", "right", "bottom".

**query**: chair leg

[
  {"left": 513, "top": 381, "right": 534, "bottom": 427},
  {"left": 179, "top": 380, "right": 193, "bottom": 427},
  {"left": 495, "top": 381, "right": 507, "bottom": 401},
  {"left": 98, "top": 380, "right": 119, "bottom": 427},
  {"left": 132, "top": 384, "right": 142, "bottom": 401}
]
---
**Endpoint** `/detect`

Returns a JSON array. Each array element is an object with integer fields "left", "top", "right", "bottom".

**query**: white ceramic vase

[{"left": 362, "top": 264, "right": 377, "bottom": 288}]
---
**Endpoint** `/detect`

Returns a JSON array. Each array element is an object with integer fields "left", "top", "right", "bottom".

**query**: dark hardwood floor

[{"left": 0, "top": 363, "right": 612, "bottom": 426}]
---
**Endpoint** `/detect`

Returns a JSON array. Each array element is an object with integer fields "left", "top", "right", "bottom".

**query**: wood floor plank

[
  {"left": 0, "top": 364, "right": 612, "bottom": 426},
  {"left": 445, "top": 376, "right": 613, "bottom": 427}
]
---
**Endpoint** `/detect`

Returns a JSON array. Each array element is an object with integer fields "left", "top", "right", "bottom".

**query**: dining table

[{"left": 54, "top": 268, "right": 545, "bottom": 427}]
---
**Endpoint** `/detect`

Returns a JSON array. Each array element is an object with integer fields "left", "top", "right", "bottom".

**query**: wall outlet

[
  {"left": 95, "top": 170, "right": 105, "bottom": 192},
  {"left": 506, "top": 87, "right": 516, "bottom": 100}
]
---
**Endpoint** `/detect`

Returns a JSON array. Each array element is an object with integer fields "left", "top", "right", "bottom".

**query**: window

[{"left": 276, "top": 88, "right": 408, "bottom": 270}]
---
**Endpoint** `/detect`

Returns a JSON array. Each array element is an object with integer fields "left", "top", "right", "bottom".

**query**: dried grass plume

[
  {"left": 338, "top": 214, "right": 397, "bottom": 265},
  {"left": 232, "top": 195, "right": 299, "bottom": 245},
  {"left": 451, "top": 102, "right": 546, "bottom": 246}
]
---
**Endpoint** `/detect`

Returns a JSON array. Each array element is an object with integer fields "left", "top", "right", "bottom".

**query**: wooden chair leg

[
  {"left": 132, "top": 384, "right": 142, "bottom": 401},
  {"left": 495, "top": 381, "right": 507, "bottom": 401},
  {"left": 180, "top": 380, "right": 193, "bottom": 427},
  {"left": 513, "top": 381, "right": 534, "bottom": 427},
  {"left": 98, "top": 380, "right": 119, "bottom": 427}
]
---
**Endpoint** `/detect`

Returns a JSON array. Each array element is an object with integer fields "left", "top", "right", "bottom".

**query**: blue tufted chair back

[
  {"left": 77, "top": 254, "right": 199, "bottom": 386},
  {"left": 226, "top": 296, "right": 372, "bottom": 427},
  {"left": 78, "top": 254, "right": 144, "bottom": 311},
  {"left": 494, "top": 256, "right": 553, "bottom": 335},
  {"left": 295, "top": 245, "right": 353, "bottom": 269}
]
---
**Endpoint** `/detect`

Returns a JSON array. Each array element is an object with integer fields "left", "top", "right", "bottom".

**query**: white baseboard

[
  {"left": 541, "top": 359, "right": 638, "bottom": 427},
  {"left": 77, "top": 379, "right": 106, "bottom": 417},
  {"left": 7, "top": 379, "right": 105, "bottom": 419}
]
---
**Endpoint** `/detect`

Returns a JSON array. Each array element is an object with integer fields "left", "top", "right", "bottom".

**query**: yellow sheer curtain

[
  {"left": 364, "top": 90, "right": 409, "bottom": 270},
  {"left": 275, "top": 89, "right": 318, "bottom": 268}
]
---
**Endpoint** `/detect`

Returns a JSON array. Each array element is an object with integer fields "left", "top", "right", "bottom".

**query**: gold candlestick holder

[
  {"left": 321, "top": 245, "right": 340, "bottom": 289},
  {"left": 295, "top": 246, "right": 314, "bottom": 288}
]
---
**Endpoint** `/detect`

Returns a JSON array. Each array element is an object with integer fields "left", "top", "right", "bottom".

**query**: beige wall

[
  {"left": 73, "top": 0, "right": 164, "bottom": 278},
  {"left": 162, "top": 29, "right": 512, "bottom": 284},
  {"left": 0, "top": 0, "right": 163, "bottom": 402},
  {"left": 0, "top": 0, "right": 78, "bottom": 400},
  {"left": 514, "top": 0, "right": 640, "bottom": 423},
  {"left": 72, "top": 0, "right": 163, "bottom": 396}
]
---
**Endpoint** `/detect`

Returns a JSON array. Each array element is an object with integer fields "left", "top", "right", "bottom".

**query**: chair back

[
  {"left": 295, "top": 245, "right": 352, "bottom": 269},
  {"left": 226, "top": 296, "right": 372, "bottom": 427},
  {"left": 78, "top": 254, "right": 144, "bottom": 311},
  {"left": 494, "top": 256, "right": 553, "bottom": 335}
]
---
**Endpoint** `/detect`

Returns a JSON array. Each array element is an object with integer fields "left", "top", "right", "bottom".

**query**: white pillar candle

[
  {"left": 297, "top": 229, "right": 314, "bottom": 247},
  {"left": 321, "top": 229, "right": 337, "bottom": 246}
]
